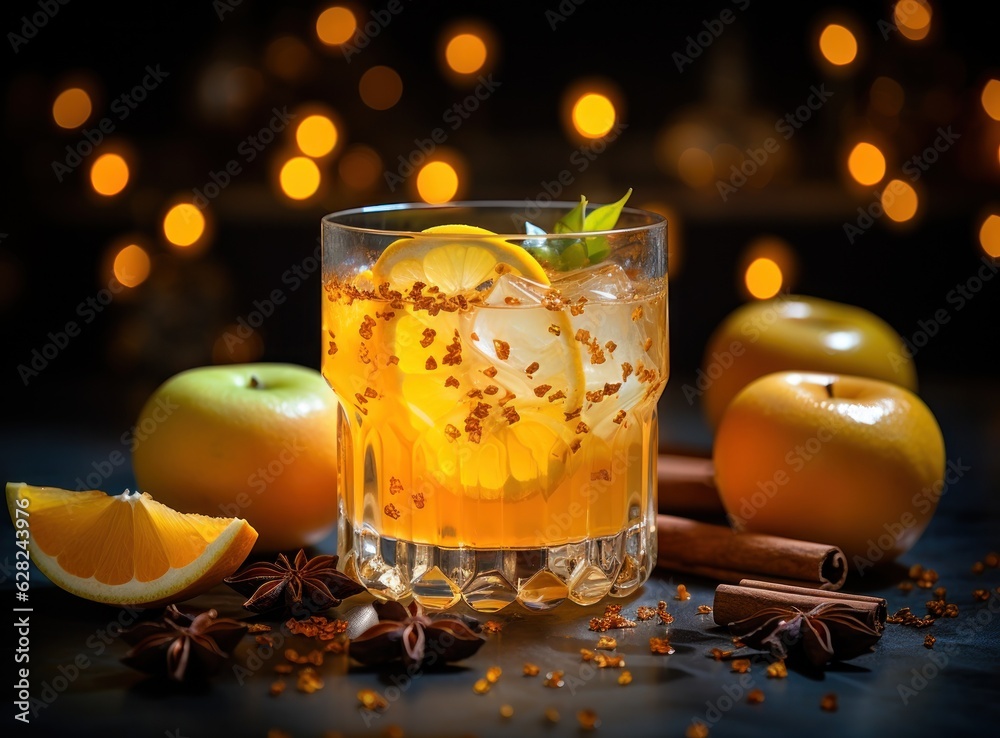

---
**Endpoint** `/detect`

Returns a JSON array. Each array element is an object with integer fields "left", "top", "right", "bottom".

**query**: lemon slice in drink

[{"left": 371, "top": 225, "right": 586, "bottom": 501}]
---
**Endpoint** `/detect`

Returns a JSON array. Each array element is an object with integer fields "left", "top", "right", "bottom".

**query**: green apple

[
  {"left": 131, "top": 363, "right": 339, "bottom": 552},
  {"left": 713, "top": 371, "right": 945, "bottom": 566},
  {"left": 698, "top": 295, "right": 918, "bottom": 430}
]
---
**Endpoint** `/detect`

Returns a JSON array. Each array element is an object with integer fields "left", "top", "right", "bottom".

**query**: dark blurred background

[{"left": 1, "top": 0, "right": 998, "bottom": 445}]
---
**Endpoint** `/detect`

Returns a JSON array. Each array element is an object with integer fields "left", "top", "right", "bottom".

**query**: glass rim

[{"left": 322, "top": 199, "right": 666, "bottom": 240}]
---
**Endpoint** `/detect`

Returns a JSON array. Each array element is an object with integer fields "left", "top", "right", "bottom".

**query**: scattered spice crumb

[
  {"left": 924, "top": 634, "right": 937, "bottom": 649},
  {"left": 247, "top": 623, "right": 272, "bottom": 633},
  {"left": 675, "top": 584, "right": 691, "bottom": 601},
  {"left": 357, "top": 689, "right": 388, "bottom": 711},
  {"left": 697, "top": 605, "right": 713, "bottom": 615},
  {"left": 766, "top": 661, "right": 788, "bottom": 679},
  {"left": 973, "top": 588, "right": 990, "bottom": 602},
  {"left": 543, "top": 670, "right": 565, "bottom": 688},
  {"left": 544, "top": 708, "right": 560, "bottom": 723},
  {"left": 730, "top": 659, "right": 751, "bottom": 674},
  {"left": 985, "top": 552, "right": 999, "bottom": 568},
  {"left": 747, "top": 689, "right": 765, "bottom": 705},
  {"left": 972, "top": 561, "right": 985, "bottom": 575},
  {"left": 618, "top": 670, "right": 632, "bottom": 685},
  {"left": 933, "top": 586, "right": 947, "bottom": 601},
  {"left": 577, "top": 709, "right": 600, "bottom": 731},
  {"left": 274, "top": 663, "right": 293, "bottom": 675},
  {"left": 685, "top": 721, "right": 710, "bottom": 738},
  {"left": 596, "top": 636, "right": 617, "bottom": 650},
  {"left": 523, "top": 663, "right": 540, "bottom": 677},
  {"left": 636, "top": 606, "right": 657, "bottom": 621},
  {"left": 709, "top": 648, "right": 734, "bottom": 661},
  {"left": 589, "top": 604, "right": 637, "bottom": 631},
  {"left": 500, "top": 704, "right": 514, "bottom": 719},
  {"left": 296, "top": 667, "right": 324, "bottom": 694},
  {"left": 486, "top": 666, "right": 502, "bottom": 683},
  {"left": 820, "top": 693, "right": 838, "bottom": 712},
  {"left": 650, "top": 637, "right": 674, "bottom": 655},
  {"left": 483, "top": 620, "right": 503, "bottom": 634},
  {"left": 472, "top": 678, "right": 490, "bottom": 695},
  {"left": 898, "top": 581, "right": 914, "bottom": 592},
  {"left": 269, "top": 680, "right": 286, "bottom": 697}
]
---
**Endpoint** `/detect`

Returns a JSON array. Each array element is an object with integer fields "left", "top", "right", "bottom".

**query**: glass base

[{"left": 337, "top": 519, "right": 657, "bottom": 612}]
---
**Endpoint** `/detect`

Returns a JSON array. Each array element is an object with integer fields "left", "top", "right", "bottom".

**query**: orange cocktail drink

[{"left": 322, "top": 200, "right": 667, "bottom": 611}]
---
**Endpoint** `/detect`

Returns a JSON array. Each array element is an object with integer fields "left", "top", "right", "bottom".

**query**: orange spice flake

[
  {"left": 564, "top": 406, "right": 582, "bottom": 420},
  {"left": 636, "top": 606, "right": 658, "bottom": 621},
  {"left": 384, "top": 503, "right": 401, "bottom": 520},
  {"left": 364, "top": 386, "right": 378, "bottom": 399},
  {"left": 483, "top": 366, "right": 498, "bottom": 378},
  {"left": 247, "top": 623, "right": 272, "bottom": 633},
  {"left": 618, "top": 671, "right": 632, "bottom": 685},
  {"left": 697, "top": 605, "right": 713, "bottom": 615},
  {"left": 296, "top": 667, "right": 324, "bottom": 693},
  {"left": 820, "top": 693, "right": 838, "bottom": 712},
  {"left": 425, "top": 356, "right": 437, "bottom": 371},
  {"left": 485, "top": 666, "right": 502, "bottom": 683},
  {"left": 596, "top": 636, "right": 617, "bottom": 650},
  {"left": 631, "top": 306, "right": 644, "bottom": 321},
  {"left": 973, "top": 589, "right": 990, "bottom": 602},
  {"left": 472, "top": 678, "right": 491, "bottom": 695},
  {"left": 589, "top": 604, "right": 637, "bottom": 632},
  {"left": 484, "top": 384, "right": 499, "bottom": 395},
  {"left": 359, "top": 315, "right": 376, "bottom": 339},
  {"left": 547, "top": 389, "right": 567, "bottom": 403},
  {"left": 525, "top": 361, "right": 540, "bottom": 376},
  {"left": 621, "top": 362, "right": 634, "bottom": 381},
  {"left": 575, "top": 328, "right": 591, "bottom": 343},
  {"left": 650, "top": 637, "right": 675, "bottom": 655},
  {"left": 523, "top": 663, "right": 540, "bottom": 676},
  {"left": 411, "top": 492, "right": 425, "bottom": 509},
  {"left": 746, "top": 689, "right": 765, "bottom": 705},
  {"left": 543, "top": 671, "right": 565, "bottom": 688},
  {"left": 502, "top": 406, "right": 520, "bottom": 425},
  {"left": 483, "top": 620, "right": 503, "bottom": 634},
  {"left": 357, "top": 689, "right": 388, "bottom": 711},
  {"left": 575, "top": 422, "right": 590, "bottom": 434},
  {"left": 387, "top": 355, "right": 400, "bottom": 365},
  {"left": 766, "top": 661, "right": 788, "bottom": 678},
  {"left": 419, "top": 328, "right": 436, "bottom": 348},
  {"left": 285, "top": 616, "right": 348, "bottom": 640},
  {"left": 273, "top": 663, "right": 293, "bottom": 675},
  {"left": 534, "top": 384, "right": 552, "bottom": 398},
  {"left": 467, "top": 388, "right": 484, "bottom": 399},
  {"left": 548, "top": 324, "right": 562, "bottom": 336},
  {"left": 269, "top": 680, "right": 286, "bottom": 697},
  {"left": 570, "top": 304, "right": 585, "bottom": 316},
  {"left": 924, "top": 633, "right": 937, "bottom": 649},
  {"left": 605, "top": 340, "right": 617, "bottom": 354},
  {"left": 585, "top": 390, "right": 605, "bottom": 403},
  {"left": 389, "top": 477, "right": 403, "bottom": 495},
  {"left": 493, "top": 339, "right": 511, "bottom": 360},
  {"left": 709, "top": 648, "right": 734, "bottom": 661},
  {"left": 445, "top": 375, "right": 460, "bottom": 388},
  {"left": 444, "top": 424, "right": 460, "bottom": 441},
  {"left": 675, "top": 584, "right": 692, "bottom": 600},
  {"left": 685, "top": 721, "right": 709, "bottom": 738},
  {"left": 470, "top": 331, "right": 480, "bottom": 341},
  {"left": 613, "top": 410, "right": 626, "bottom": 424},
  {"left": 591, "top": 469, "right": 610, "bottom": 481},
  {"left": 472, "top": 401, "right": 492, "bottom": 419},
  {"left": 730, "top": 659, "right": 751, "bottom": 673}
]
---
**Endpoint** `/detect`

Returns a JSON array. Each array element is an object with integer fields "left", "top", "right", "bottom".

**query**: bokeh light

[
  {"left": 359, "top": 66, "right": 403, "bottom": 110},
  {"left": 818, "top": 24, "right": 858, "bottom": 66},
  {"left": 316, "top": 6, "right": 356, "bottom": 46},
  {"left": 296, "top": 114, "right": 338, "bottom": 157},
  {"left": 571, "top": 93, "right": 616, "bottom": 139},
  {"left": 745, "top": 258, "right": 783, "bottom": 300},
  {"left": 882, "top": 179, "right": 919, "bottom": 222},
  {"left": 163, "top": 203, "right": 206, "bottom": 248},
  {"left": 213, "top": 324, "right": 264, "bottom": 364},
  {"left": 279, "top": 156, "right": 321, "bottom": 200},
  {"left": 338, "top": 144, "right": 382, "bottom": 191},
  {"left": 90, "top": 153, "right": 130, "bottom": 196},
  {"left": 265, "top": 36, "right": 311, "bottom": 81},
  {"left": 677, "top": 147, "right": 715, "bottom": 188},
  {"left": 979, "top": 214, "right": 1000, "bottom": 258},
  {"left": 416, "top": 161, "right": 459, "bottom": 204},
  {"left": 113, "top": 244, "right": 151, "bottom": 288},
  {"left": 870, "top": 77, "right": 905, "bottom": 117},
  {"left": 847, "top": 142, "right": 886, "bottom": 185},
  {"left": 894, "top": 0, "right": 931, "bottom": 41},
  {"left": 444, "top": 32, "right": 488, "bottom": 74},
  {"left": 52, "top": 88, "right": 92, "bottom": 129},
  {"left": 982, "top": 79, "right": 1000, "bottom": 121}
]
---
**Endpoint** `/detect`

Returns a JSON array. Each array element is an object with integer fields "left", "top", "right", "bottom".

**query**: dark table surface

[{"left": 3, "top": 373, "right": 999, "bottom": 738}]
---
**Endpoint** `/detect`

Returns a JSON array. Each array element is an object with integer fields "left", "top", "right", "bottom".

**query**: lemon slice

[
  {"left": 372, "top": 224, "right": 550, "bottom": 294},
  {"left": 6, "top": 482, "right": 257, "bottom": 608}
]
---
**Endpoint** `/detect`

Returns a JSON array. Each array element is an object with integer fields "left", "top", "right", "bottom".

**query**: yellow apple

[
  {"left": 713, "top": 371, "right": 945, "bottom": 567},
  {"left": 131, "top": 363, "right": 338, "bottom": 552},
  {"left": 697, "top": 295, "right": 918, "bottom": 429}
]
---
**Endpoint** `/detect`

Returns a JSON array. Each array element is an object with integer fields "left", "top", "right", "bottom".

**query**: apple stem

[
  {"left": 825, "top": 382, "right": 835, "bottom": 398},
  {"left": 249, "top": 375, "right": 262, "bottom": 389}
]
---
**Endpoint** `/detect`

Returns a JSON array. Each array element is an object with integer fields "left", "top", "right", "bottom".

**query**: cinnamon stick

[
  {"left": 656, "top": 514, "right": 848, "bottom": 590},
  {"left": 712, "top": 580, "right": 887, "bottom": 631},
  {"left": 656, "top": 454, "right": 726, "bottom": 518}
]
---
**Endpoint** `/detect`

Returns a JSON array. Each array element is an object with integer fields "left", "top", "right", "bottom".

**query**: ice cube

[
  {"left": 551, "top": 263, "right": 636, "bottom": 302},
  {"left": 480, "top": 272, "right": 551, "bottom": 306}
]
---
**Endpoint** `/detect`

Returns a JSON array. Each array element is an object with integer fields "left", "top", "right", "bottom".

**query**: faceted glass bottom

[{"left": 337, "top": 518, "right": 657, "bottom": 612}]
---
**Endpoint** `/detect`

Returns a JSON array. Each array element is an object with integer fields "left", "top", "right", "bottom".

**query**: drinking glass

[{"left": 322, "top": 201, "right": 667, "bottom": 611}]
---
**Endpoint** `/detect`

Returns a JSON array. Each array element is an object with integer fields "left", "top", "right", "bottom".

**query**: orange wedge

[{"left": 5, "top": 482, "right": 257, "bottom": 608}]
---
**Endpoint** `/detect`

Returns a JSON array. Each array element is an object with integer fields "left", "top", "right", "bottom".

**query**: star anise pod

[
  {"left": 728, "top": 602, "right": 882, "bottom": 667},
  {"left": 120, "top": 605, "right": 247, "bottom": 682},
  {"left": 224, "top": 549, "right": 365, "bottom": 616},
  {"left": 350, "top": 600, "right": 487, "bottom": 669}
]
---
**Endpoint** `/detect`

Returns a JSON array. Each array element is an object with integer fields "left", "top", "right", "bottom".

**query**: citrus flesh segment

[{"left": 5, "top": 482, "right": 257, "bottom": 607}]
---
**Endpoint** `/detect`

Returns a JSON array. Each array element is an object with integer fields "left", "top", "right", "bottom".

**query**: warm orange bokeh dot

[
  {"left": 52, "top": 88, "right": 92, "bottom": 129},
  {"left": 677, "top": 147, "right": 714, "bottom": 188},
  {"left": 316, "top": 6, "right": 356, "bottom": 45},
  {"left": 982, "top": 80, "right": 1000, "bottom": 121},
  {"left": 847, "top": 142, "right": 886, "bottom": 186},
  {"left": 819, "top": 24, "right": 858, "bottom": 66},
  {"left": 279, "top": 157, "right": 321, "bottom": 200},
  {"left": 894, "top": 0, "right": 931, "bottom": 41},
  {"left": 296, "top": 115, "right": 338, "bottom": 157},
  {"left": 882, "top": 180, "right": 919, "bottom": 222},
  {"left": 745, "top": 258, "right": 783, "bottom": 300},
  {"left": 571, "top": 93, "right": 616, "bottom": 139},
  {"left": 445, "top": 33, "right": 488, "bottom": 75},
  {"left": 870, "top": 77, "right": 905, "bottom": 117},
  {"left": 90, "top": 153, "right": 130, "bottom": 196},
  {"left": 338, "top": 144, "right": 382, "bottom": 190},
  {"left": 163, "top": 204, "right": 206, "bottom": 248},
  {"left": 359, "top": 66, "right": 403, "bottom": 110},
  {"left": 416, "top": 161, "right": 459, "bottom": 204},
  {"left": 113, "top": 244, "right": 151, "bottom": 288},
  {"left": 979, "top": 214, "right": 1000, "bottom": 258}
]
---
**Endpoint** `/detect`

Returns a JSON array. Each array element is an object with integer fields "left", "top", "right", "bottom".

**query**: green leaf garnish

[{"left": 522, "top": 189, "right": 633, "bottom": 270}]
